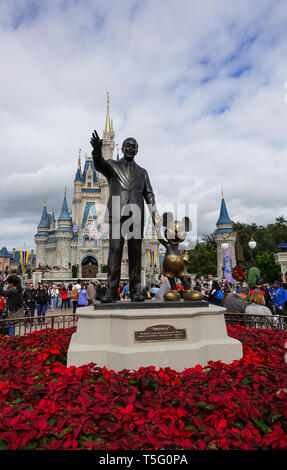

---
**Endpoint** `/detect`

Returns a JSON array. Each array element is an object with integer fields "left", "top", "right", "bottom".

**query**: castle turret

[
  {"left": 56, "top": 188, "right": 73, "bottom": 268},
  {"left": 38, "top": 202, "right": 50, "bottom": 230},
  {"left": 35, "top": 201, "right": 50, "bottom": 266},
  {"left": 214, "top": 192, "right": 237, "bottom": 279}
]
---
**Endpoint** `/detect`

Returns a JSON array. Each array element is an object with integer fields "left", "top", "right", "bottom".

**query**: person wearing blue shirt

[
  {"left": 78, "top": 282, "right": 88, "bottom": 307},
  {"left": 274, "top": 280, "right": 287, "bottom": 315},
  {"left": 268, "top": 284, "right": 277, "bottom": 301},
  {"left": 121, "top": 283, "right": 130, "bottom": 300}
]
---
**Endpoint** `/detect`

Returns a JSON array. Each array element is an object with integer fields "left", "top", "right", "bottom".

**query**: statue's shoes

[
  {"left": 164, "top": 290, "right": 181, "bottom": 301},
  {"left": 183, "top": 290, "right": 202, "bottom": 300}
]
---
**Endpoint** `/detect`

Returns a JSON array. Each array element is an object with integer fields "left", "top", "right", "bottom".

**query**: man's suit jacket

[{"left": 92, "top": 149, "right": 156, "bottom": 227}]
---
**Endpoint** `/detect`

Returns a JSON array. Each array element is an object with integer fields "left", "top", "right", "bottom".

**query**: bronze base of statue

[
  {"left": 183, "top": 290, "right": 202, "bottom": 301},
  {"left": 164, "top": 290, "right": 203, "bottom": 301},
  {"left": 164, "top": 290, "right": 181, "bottom": 301}
]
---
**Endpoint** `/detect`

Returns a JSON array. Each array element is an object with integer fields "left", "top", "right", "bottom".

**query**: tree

[
  {"left": 186, "top": 217, "right": 286, "bottom": 280},
  {"left": 247, "top": 266, "right": 261, "bottom": 289},
  {"left": 187, "top": 241, "right": 217, "bottom": 277},
  {"left": 254, "top": 252, "right": 281, "bottom": 284},
  {"left": 233, "top": 216, "right": 287, "bottom": 262}
]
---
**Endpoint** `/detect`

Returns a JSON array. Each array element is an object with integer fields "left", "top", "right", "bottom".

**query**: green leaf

[
  {"left": 48, "top": 418, "right": 57, "bottom": 426},
  {"left": 254, "top": 419, "right": 272, "bottom": 434},
  {"left": 81, "top": 435, "right": 94, "bottom": 443},
  {"left": 12, "top": 398, "right": 23, "bottom": 405},
  {"left": 59, "top": 427, "right": 73, "bottom": 438},
  {"left": 197, "top": 401, "right": 210, "bottom": 410},
  {"left": 233, "top": 422, "right": 244, "bottom": 430},
  {"left": 242, "top": 377, "right": 251, "bottom": 385},
  {"left": 271, "top": 413, "right": 282, "bottom": 423},
  {"left": 0, "top": 439, "right": 6, "bottom": 450},
  {"left": 185, "top": 424, "right": 197, "bottom": 431},
  {"left": 129, "top": 379, "right": 139, "bottom": 386},
  {"left": 23, "top": 442, "right": 37, "bottom": 450}
]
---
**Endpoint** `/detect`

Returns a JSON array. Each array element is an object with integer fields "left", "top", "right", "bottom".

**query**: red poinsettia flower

[{"left": 0, "top": 326, "right": 286, "bottom": 450}]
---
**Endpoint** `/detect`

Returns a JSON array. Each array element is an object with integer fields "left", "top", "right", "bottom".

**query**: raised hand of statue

[
  {"left": 152, "top": 211, "right": 161, "bottom": 228},
  {"left": 90, "top": 130, "right": 102, "bottom": 153}
]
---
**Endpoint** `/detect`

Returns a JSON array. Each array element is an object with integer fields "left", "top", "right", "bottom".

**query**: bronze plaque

[{"left": 134, "top": 324, "right": 187, "bottom": 343}]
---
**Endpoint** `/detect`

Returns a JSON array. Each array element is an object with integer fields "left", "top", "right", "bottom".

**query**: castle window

[{"left": 87, "top": 182, "right": 92, "bottom": 188}]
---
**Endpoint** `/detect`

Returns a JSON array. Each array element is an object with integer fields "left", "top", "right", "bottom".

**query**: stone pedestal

[{"left": 67, "top": 301, "right": 242, "bottom": 372}]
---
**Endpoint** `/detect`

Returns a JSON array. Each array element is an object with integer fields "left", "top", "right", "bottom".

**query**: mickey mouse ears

[{"left": 162, "top": 212, "right": 192, "bottom": 232}]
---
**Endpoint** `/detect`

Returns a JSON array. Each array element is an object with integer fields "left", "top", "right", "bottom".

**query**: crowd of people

[
  {"left": 0, "top": 271, "right": 287, "bottom": 331},
  {"left": 198, "top": 273, "right": 287, "bottom": 327}
]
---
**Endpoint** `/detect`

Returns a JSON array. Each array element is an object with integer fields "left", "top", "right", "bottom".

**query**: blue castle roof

[
  {"left": 0, "top": 247, "right": 12, "bottom": 258},
  {"left": 74, "top": 168, "right": 82, "bottom": 182},
  {"left": 81, "top": 202, "right": 98, "bottom": 229},
  {"left": 58, "top": 195, "right": 72, "bottom": 222},
  {"left": 46, "top": 237, "right": 56, "bottom": 243},
  {"left": 81, "top": 159, "right": 97, "bottom": 184},
  {"left": 38, "top": 205, "right": 50, "bottom": 229},
  {"left": 216, "top": 197, "right": 233, "bottom": 226},
  {"left": 0, "top": 248, "right": 35, "bottom": 265}
]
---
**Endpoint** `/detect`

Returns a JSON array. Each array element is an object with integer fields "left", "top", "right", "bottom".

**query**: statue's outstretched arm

[{"left": 90, "top": 130, "right": 111, "bottom": 178}]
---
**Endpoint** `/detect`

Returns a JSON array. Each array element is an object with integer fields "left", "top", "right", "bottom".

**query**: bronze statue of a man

[{"left": 91, "top": 130, "right": 158, "bottom": 302}]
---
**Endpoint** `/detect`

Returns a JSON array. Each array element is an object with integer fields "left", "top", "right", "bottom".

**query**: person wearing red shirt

[
  {"left": 60, "top": 287, "right": 68, "bottom": 310},
  {"left": 0, "top": 296, "right": 7, "bottom": 318}
]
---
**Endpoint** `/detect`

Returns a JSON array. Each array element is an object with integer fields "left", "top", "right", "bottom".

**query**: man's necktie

[{"left": 126, "top": 160, "right": 134, "bottom": 180}]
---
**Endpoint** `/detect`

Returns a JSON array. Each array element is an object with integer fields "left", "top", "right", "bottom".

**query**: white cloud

[{"left": 1, "top": 0, "right": 287, "bottom": 251}]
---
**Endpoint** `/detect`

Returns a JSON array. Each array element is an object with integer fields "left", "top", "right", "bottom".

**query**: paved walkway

[{"left": 47, "top": 307, "right": 74, "bottom": 317}]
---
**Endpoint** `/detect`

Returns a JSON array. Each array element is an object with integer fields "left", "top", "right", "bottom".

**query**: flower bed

[{"left": 0, "top": 326, "right": 287, "bottom": 450}]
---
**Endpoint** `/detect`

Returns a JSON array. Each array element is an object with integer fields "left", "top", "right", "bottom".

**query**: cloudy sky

[{"left": 1, "top": 0, "right": 287, "bottom": 251}]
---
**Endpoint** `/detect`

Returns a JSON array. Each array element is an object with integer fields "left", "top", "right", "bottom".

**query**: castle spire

[
  {"left": 102, "top": 92, "right": 115, "bottom": 159},
  {"left": 104, "top": 92, "right": 111, "bottom": 134},
  {"left": 58, "top": 187, "right": 71, "bottom": 221},
  {"left": 78, "top": 149, "right": 81, "bottom": 169},
  {"left": 38, "top": 201, "right": 50, "bottom": 229},
  {"left": 216, "top": 192, "right": 232, "bottom": 226}
]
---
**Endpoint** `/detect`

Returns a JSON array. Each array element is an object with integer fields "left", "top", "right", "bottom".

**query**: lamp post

[
  {"left": 248, "top": 237, "right": 257, "bottom": 261},
  {"left": 235, "top": 229, "right": 257, "bottom": 263}
]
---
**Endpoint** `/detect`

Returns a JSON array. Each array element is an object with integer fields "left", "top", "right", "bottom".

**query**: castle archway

[{"left": 81, "top": 255, "right": 98, "bottom": 279}]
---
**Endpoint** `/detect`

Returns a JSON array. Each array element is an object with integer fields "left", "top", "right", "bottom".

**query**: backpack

[
  {"left": 70, "top": 288, "right": 79, "bottom": 300},
  {"left": 215, "top": 290, "right": 224, "bottom": 300}
]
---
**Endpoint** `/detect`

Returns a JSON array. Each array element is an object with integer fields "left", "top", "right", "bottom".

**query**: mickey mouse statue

[{"left": 156, "top": 212, "right": 201, "bottom": 301}]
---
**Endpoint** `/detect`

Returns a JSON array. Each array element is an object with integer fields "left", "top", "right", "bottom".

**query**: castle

[
  {"left": 214, "top": 193, "right": 237, "bottom": 279},
  {"left": 34, "top": 95, "right": 159, "bottom": 284}
]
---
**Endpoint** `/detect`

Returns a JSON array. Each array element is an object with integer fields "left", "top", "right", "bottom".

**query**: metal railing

[
  {"left": 225, "top": 312, "right": 287, "bottom": 330},
  {"left": 0, "top": 313, "right": 78, "bottom": 336},
  {"left": 0, "top": 311, "right": 286, "bottom": 337}
]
